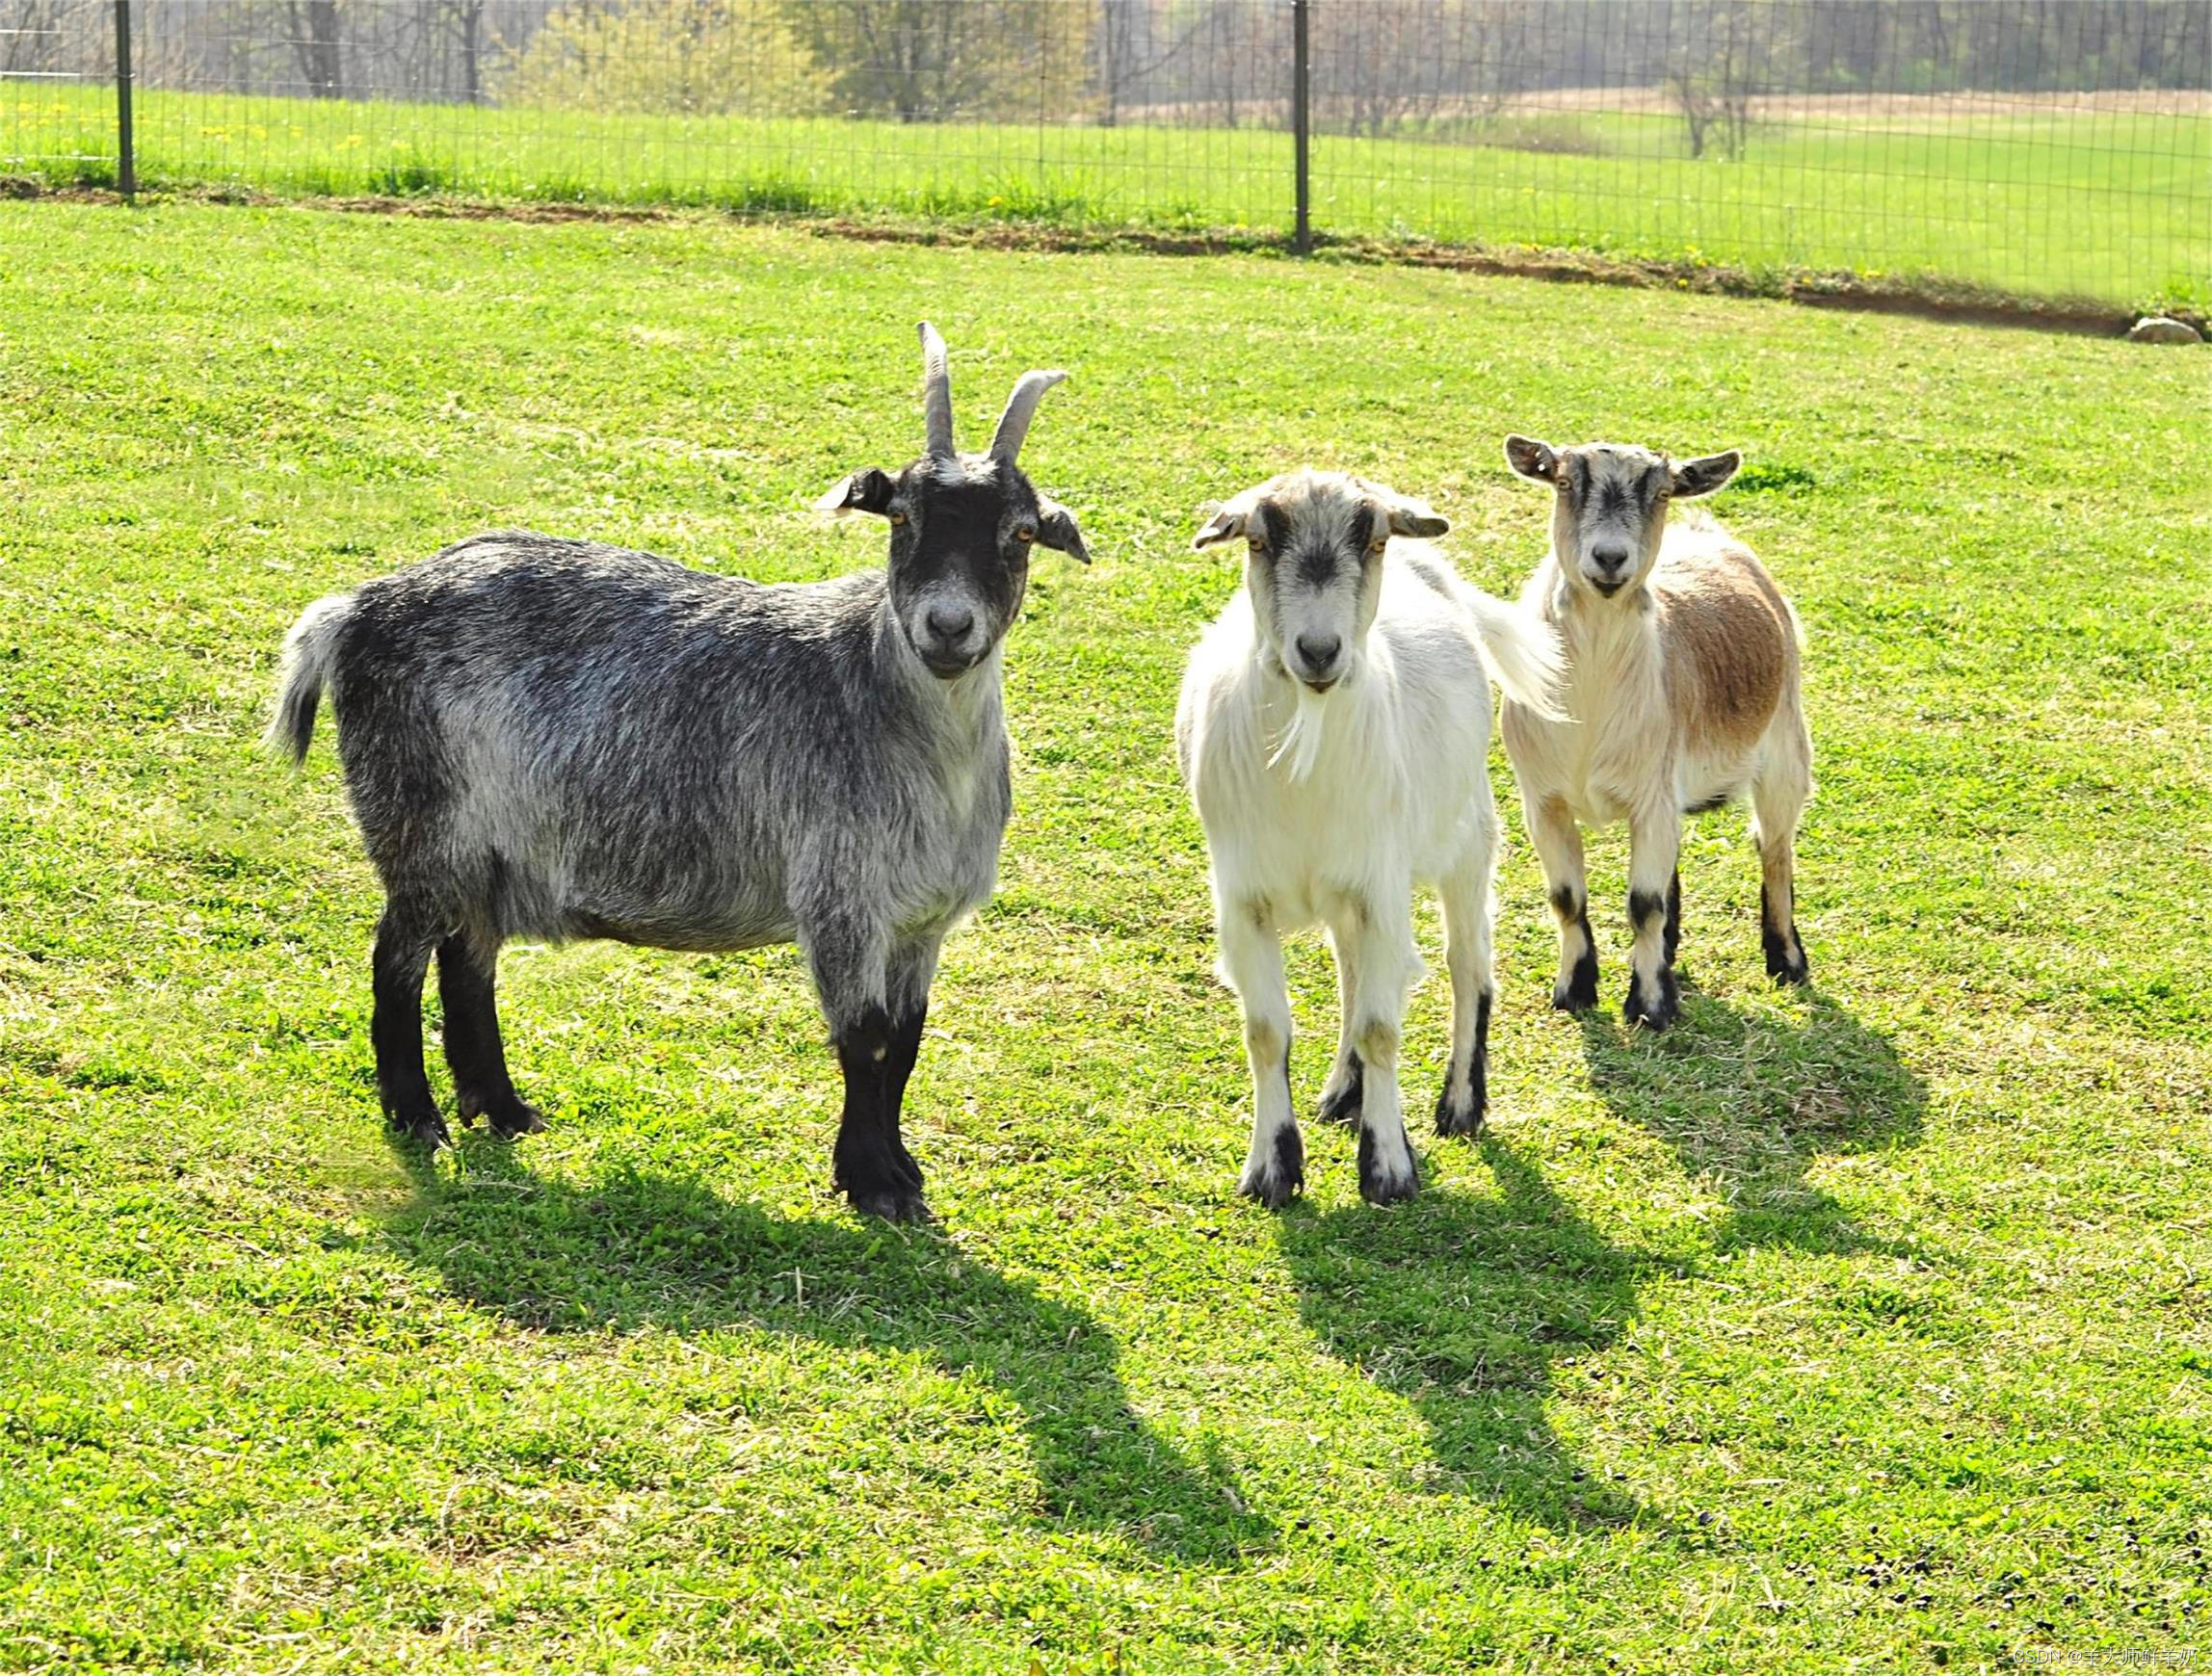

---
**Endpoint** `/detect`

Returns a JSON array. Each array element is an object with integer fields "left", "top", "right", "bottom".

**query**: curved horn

[
  {"left": 918, "top": 321, "right": 955, "bottom": 458},
  {"left": 989, "top": 369, "right": 1066, "bottom": 463}
]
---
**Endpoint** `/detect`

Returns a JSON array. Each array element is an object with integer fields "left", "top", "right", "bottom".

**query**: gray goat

[{"left": 268, "top": 322, "right": 1088, "bottom": 1221}]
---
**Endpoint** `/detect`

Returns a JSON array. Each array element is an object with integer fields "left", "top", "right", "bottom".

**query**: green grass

[
  {"left": 1, "top": 199, "right": 2209, "bottom": 1672},
  {"left": 5, "top": 81, "right": 2208, "bottom": 306}
]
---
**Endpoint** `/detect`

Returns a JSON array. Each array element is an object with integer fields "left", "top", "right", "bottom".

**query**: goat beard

[{"left": 1266, "top": 675, "right": 1331, "bottom": 784}]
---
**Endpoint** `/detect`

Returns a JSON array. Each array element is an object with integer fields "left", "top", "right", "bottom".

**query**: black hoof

[
  {"left": 1623, "top": 967, "right": 1680, "bottom": 1033},
  {"left": 1434, "top": 1084, "right": 1487, "bottom": 1138},
  {"left": 1316, "top": 1057, "right": 1363, "bottom": 1127},
  {"left": 1356, "top": 1124, "right": 1421, "bottom": 1205},
  {"left": 1764, "top": 926, "right": 1810, "bottom": 985},
  {"left": 1554, "top": 949, "right": 1600, "bottom": 1012},
  {"left": 1239, "top": 1124, "right": 1304, "bottom": 1209},
  {"left": 460, "top": 1088, "right": 547, "bottom": 1140},
  {"left": 487, "top": 1101, "right": 547, "bottom": 1140},
  {"left": 847, "top": 1185, "right": 934, "bottom": 1223},
  {"left": 386, "top": 1104, "right": 451, "bottom": 1150}
]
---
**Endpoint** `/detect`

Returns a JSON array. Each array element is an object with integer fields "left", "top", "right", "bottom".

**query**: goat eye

[
  {"left": 1015, "top": 526, "right": 1036, "bottom": 543},
  {"left": 888, "top": 511, "right": 908, "bottom": 526}
]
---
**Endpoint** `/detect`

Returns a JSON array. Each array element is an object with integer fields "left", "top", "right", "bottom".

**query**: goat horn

[
  {"left": 918, "top": 321, "right": 955, "bottom": 458},
  {"left": 989, "top": 369, "right": 1066, "bottom": 463}
]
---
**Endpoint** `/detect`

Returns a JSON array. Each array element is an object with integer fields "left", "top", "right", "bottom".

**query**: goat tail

[
  {"left": 265, "top": 592, "right": 353, "bottom": 764},
  {"left": 1458, "top": 584, "right": 1568, "bottom": 720}
]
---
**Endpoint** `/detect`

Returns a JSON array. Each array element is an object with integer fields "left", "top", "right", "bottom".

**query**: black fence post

[
  {"left": 114, "top": 0, "right": 135, "bottom": 197},
  {"left": 1291, "top": 0, "right": 1310, "bottom": 253}
]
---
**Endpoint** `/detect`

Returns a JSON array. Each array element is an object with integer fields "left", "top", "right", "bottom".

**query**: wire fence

[{"left": 4, "top": 1, "right": 2207, "bottom": 306}]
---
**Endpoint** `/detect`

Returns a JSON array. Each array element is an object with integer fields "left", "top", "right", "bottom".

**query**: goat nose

[
  {"left": 1295, "top": 633, "right": 1342, "bottom": 671},
  {"left": 1592, "top": 543, "right": 1631, "bottom": 573},
  {"left": 925, "top": 603, "right": 976, "bottom": 642}
]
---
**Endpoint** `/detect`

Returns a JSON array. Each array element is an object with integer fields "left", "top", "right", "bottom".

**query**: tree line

[{"left": 6, "top": 0, "right": 2205, "bottom": 126}]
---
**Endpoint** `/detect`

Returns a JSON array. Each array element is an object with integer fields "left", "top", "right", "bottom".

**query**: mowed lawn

[
  {"left": 0, "top": 201, "right": 2208, "bottom": 1672},
  {"left": 6, "top": 83, "right": 2209, "bottom": 305}
]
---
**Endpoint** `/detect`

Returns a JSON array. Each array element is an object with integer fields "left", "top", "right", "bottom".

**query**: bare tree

[
  {"left": 1666, "top": 0, "right": 1788, "bottom": 161},
  {"left": 285, "top": 0, "right": 345, "bottom": 95},
  {"left": 0, "top": 0, "right": 92, "bottom": 75},
  {"left": 1093, "top": 0, "right": 1204, "bottom": 128}
]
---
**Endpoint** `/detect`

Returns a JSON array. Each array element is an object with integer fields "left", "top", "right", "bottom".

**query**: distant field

[{"left": 3, "top": 81, "right": 2206, "bottom": 304}]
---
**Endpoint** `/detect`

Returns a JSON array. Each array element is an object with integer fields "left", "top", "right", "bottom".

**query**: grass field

[
  {"left": 4, "top": 82, "right": 2209, "bottom": 307},
  {"left": 1, "top": 198, "right": 2209, "bottom": 1672}
]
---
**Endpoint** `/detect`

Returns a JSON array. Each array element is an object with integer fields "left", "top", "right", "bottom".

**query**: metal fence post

[
  {"left": 1291, "top": 0, "right": 1310, "bottom": 253},
  {"left": 114, "top": 0, "right": 136, "bottom": 196}
]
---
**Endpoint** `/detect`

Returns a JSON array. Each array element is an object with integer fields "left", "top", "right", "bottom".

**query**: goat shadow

[
  {"left": 379, "top": 1141, "right": 1271, "bottom": 1565},
  {"left": 1574, "top": 971, "right": 1929, "bottom": 1258},
  {"left": 1274, "top": 1138, "right": 1666, "bottom": 1533}
]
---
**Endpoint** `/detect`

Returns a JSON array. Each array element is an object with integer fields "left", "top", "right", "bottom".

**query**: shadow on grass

[
  {"left": 380, "top": 1144, "right": 1271, "bottom": 1565},
  {"left": 1574, "top": 979, "right": 1928, "bottom": 1257},
  {"left": 1272, "top": 984, "right": 1924, "bottom": 1529},
  {"left": 1276, "top": 1137, "right": 1666, "bottom": 1533}
]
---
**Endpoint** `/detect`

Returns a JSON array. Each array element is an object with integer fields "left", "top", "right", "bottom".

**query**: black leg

[
  {"left": 881, "top": 997, "right": 929, "bottom": 1192},
  {"left": 437, "top": 934, "right": 543, "bottom": 1139},
  {"left": 373, "top": 904, "right": 447, "bottom": 1147},
  {"left": 1761, "top": 883, "right": 1810, "bottom": 984},
  {"left": 1623, "top": 887, "right": 1680, "bottom": 1032},
  {"left": 1664, "top": 869, "right": 1682, "bottom": 967},
  {"left": 1435, "top": 990, "right": 1490, "bottom": 1138},
  {"left": 1551, "top": 885, "right": 1600, "bottom": 1011},
  {"left": 831, "top": 1003, "right": 930, "bottom": 1223},
  {"left": 1318, "top": 1053, "right": 1364, "bottom": 1126}
]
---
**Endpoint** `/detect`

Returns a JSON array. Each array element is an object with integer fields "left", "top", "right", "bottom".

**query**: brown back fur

[{"left": 1653, "top": 521, "right": 1797, "bottom": 755}]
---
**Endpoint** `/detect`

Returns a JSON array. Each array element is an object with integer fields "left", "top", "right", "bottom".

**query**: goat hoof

[
  {"left": 1622, "top": 971, "right": 1680, "bottom": 1033},
  {"left": 848, "top": 1185, "right": 934, "bottom": 1223},
  {"left": 459, "top": 1087, "right": 547, "bottom": 1139},
  {"left": 1356, "top": 1156, "right": 1420, "bottom": 1205},
  {"left": 1356, "top": 1126, "right": 1421, "bottom": 1205},
  {"left": 1554, "top": 967, "right": 1600, "bottom": 1012},
  {"left": 1238, "top": 1124, "right": 1304, "bottom": 1209},
  {"left": 1554, "top": 948, "right": 1600, "bottom": 1012},
  {"left": 1765, "top": 930, "right": 1810, "bottom": 985},
  {"left": 1316, "top": 1058, "right": 1363, "bottom": 1127},
  {"left": 1238, "top": 1168, "right": 1302, "bottom": 1210},
  {"left": 387, "top": 1106, "right": 451, "bottom": 1150},
  {"left": 1434, "top": 1087, "right": 1487, "bottom": 1139},
  {"left": 487, "top": 1100, "right": 547, "bottom": 1140}
]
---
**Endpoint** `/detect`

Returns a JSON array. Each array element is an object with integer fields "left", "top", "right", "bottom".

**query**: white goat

[
  {"left": 1176, "top": 471, "right": 1563, "bottom": 1207},
  {"left": 1498, "top": 436, "right": 1812, "bottom": 1034}
]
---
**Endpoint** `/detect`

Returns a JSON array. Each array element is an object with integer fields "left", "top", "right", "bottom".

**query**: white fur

[{"left": 1177, "top": 472, "right": 1562, "bottom": 1207}]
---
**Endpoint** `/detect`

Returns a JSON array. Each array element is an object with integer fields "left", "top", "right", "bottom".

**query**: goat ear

[
  {"left": 1383, "top": 495, "right": 1449, "bottom": 539},
  {"left": 1191, "top": 503, "right": 1247, "bottom": 550},
  {"left": 1036, "top": 497, "right": 1089, "bottom": 564},
  {"left": 1670, "top": 451, "right": 1742, "bottom": 499},
  {"left": 1504, "top": 434, "right": 1559, "bottom": 485},
  {"left": 813, "top": 468, "right": 896, "bottom": 518}
]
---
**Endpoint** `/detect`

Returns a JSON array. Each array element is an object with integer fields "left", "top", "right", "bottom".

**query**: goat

[
  {"left": 1498, "top": 435, "right": 1811, "bottom": 1033},
  {"left": 268, "top": 323, "right": 1088, "bottom": 1221},
  {"left": 1175, "top": 471, "right": 1563, "bottom": 1208}
]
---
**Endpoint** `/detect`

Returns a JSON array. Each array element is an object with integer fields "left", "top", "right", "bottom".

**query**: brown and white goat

[{"left": 1498, "top": 436, "right": 1811, "bottom": 1031}]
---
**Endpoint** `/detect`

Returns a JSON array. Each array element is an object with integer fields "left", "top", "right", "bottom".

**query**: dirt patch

[
  {"left": 8, "top": 179, "right": 2197, "bottom": 341},
  {"left": 1512, "top": 86, "right": 2212, "bottom": 120}
]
